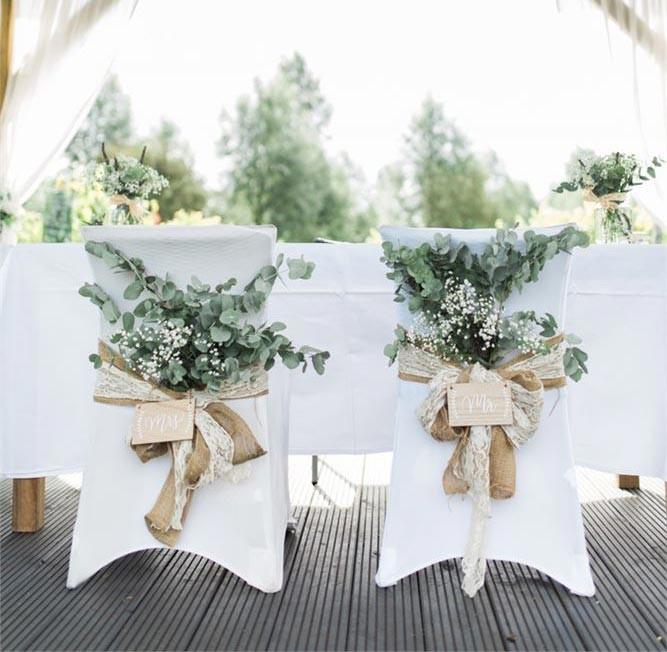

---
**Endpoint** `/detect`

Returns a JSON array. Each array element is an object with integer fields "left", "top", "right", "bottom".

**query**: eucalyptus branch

[
  {"left": 382, "top": 226, "right": 589, "bottom": 313},
  {"left": 80, "top": 241, "right": 329, "bottom": 391},
  {"left": 381, "top": 228, "right": 590, "bottom": 382},
  {"left": 79, "top": 282, "right": 121, "bottom": 324}
]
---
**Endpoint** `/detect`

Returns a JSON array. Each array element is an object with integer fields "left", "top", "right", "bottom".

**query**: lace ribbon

[
  {"left": 93, "top": 341, "right": 268, "bottom": 545},
  {"left": 398, "top": 336, "right": 566, "bottom": 597}
]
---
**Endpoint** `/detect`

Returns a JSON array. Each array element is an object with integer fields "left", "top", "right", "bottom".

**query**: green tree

[
  {"left": 138, "top": 120, "right": 208, "bottom": 222},
  {"left": 385, "top": 97, "right": 535, "bottom": 228},
  {"left": 373, "top": 165, "right": 409, "bottom": 225},
  {"left": 67, "top": 75, "right": 133, "bottom": 163},
  {"left": 218, "top": 53, "right": 374, "bottom": 241},
  {"left": 483, "top": 151, "right": 537, "bottom": 227},
  {"left": 42, "top": 188, "right": 72, "bottom": 242},
  {"left": 406, "top": 97, "right": 492, "bottom": 227}
]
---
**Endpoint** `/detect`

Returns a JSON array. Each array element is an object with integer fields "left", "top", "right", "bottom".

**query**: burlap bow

[
  {"left": 581, "top": 188, "right": 627, "bottom": 210},
  {"left": 109, "top": 194, "right": 145, "bottom": 221},
  {"left": 398, "top": 335, "right": 566, "bottom": 597},
  {"left": 93, "top": 342, "right": 268, "bottom": 546}
]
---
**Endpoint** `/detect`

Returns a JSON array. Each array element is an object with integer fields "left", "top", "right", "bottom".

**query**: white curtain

[
  {"left": 560, "top": 0, "right": 667, "bottom": 227},
  {"left": 594, "top": 0, "right": 667, "bottom": 227},
  {"left": 0, "top": 0, "right": 138, "bottom": 207}
]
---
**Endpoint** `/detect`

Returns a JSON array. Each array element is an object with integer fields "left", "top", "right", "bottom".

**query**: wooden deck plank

[
  {"left": 185, "top": 515, "right": 301, "bottom": 651},
  {"left": 265, "top": 456, "right": 364, "bottom": 651},
  {"left": 33, "top": 550, "right": 171, "bottom": 651},
  {"left": 551, "top": 511, "right": 664, "bottom": 651},
  {"left": 0, "top": 465, "right": 665, "bottom": 652},
  {"left": 583, "top": 498, "right": 666, "bottom": 626},
  {"left": 299, "top": 460, "right": 364, "bottom": 651}
]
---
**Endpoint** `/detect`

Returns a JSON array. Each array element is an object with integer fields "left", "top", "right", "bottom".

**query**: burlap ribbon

[
  {"left": 109, "top": 194, "right": 145, "bottom": 220},
  {"left": 581, "top": 188, "right": 627, "bottom": 210},
  {"left": 398, "top": 335, "right": 566, "bottom": 597},
  {"left": 93, "top": 341, "right": 268, "bottom": 546}
]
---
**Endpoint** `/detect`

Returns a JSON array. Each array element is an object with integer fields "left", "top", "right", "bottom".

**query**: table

[
  {"left": 566, "top": 245, "right": 666, "bottom": 482},
  {"left": 1, "top": 243, "right": 665, "bottom": 508}
]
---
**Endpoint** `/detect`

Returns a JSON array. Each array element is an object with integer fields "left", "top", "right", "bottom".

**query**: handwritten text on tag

[
  {"left": 131, "top": 398, "right": 195, "bottom": 445},
  {"left": 448, "top": 382, "right": 513, "bottom": 427}
]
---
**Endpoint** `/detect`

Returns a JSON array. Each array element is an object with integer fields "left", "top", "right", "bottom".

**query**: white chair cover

[
  {"left": 67, "top": 225, "right": 291, "bottom": 593},
  {"left": 376, "top": 225, "right": 595, "bottom": 597}
]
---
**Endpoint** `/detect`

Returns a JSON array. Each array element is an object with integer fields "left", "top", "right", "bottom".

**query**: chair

[
  {"left": 376, "top": 225, "right": 595, "bottom": 597},
  {"left": 67, "top": 225, "right": 291, "bottom": 593}
]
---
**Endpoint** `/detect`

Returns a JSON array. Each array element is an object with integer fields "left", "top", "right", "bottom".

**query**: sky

[{"left": 111, "top": 0, "right": 663, "bottom": 200}]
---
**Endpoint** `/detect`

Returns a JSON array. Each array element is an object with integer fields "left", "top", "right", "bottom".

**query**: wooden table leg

[
  {"left": 617, "top": 474, "right": 640, "bottom": 490},
  {"left": 12, "top": 478, "right": 45, "bottom": 532}
]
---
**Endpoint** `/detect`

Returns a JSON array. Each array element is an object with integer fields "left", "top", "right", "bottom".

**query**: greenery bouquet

[
  {"left": 382, "top": 226, "right": 590, "bottom": 380},
  {"left": 79, "top": 237, "right": 329, "bottom": 545},
  {"left": 80, "top": 241, "right": 329, "bottom": 393},
  {"left": 553, "top": 152, "right": 662, "bottom": 243},
  {"left": 90, "top": 145, "right": 168, "bottom": 225}
]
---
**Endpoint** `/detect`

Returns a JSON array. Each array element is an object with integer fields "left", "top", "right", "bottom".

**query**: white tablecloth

[
  {"left": 567, "top": 246, "right": 666, "bottom": 479},
  {"left": 1, "top": 243, "right": 665, "bottom": 479}
]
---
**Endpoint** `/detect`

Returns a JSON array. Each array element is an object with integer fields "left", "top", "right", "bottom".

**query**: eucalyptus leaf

[
  {"left": 210, "top": 325, "right": 231, "bottom": 343},
  {"left": 101, "top": 300, "right": 120, "bottom": 323},
  {"left": 88, "top": 353, "right": 102, "bottom": 369},
  {"left": 124, "top": 281, "right": 144, "bottom": 300},
  {"left": 122, "top": 312, "right": 135, "bottom": 331}
]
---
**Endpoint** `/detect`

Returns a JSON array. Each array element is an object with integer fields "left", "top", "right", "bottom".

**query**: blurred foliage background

[{"left": 20, "top": 53, "right": 663, "bottom": 243}]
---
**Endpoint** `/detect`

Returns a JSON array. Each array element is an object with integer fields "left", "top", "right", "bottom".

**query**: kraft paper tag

[
  {"left": 131, "top": 398, "right": 195, "bottom": 445},
  {"left": 448, "top": 382, "right": 513, "bottom": 427}
]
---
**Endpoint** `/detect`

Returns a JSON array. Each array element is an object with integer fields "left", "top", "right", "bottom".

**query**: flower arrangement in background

[
  {"left": 553, "top": 152, "right": 663, "bottom": 243},
  {"left": 90, "top": 144, "right": 169, "bottom": 225},
  {"left": 80, "top": 242, "right": 329, "bottom": 392},
  {"left": 382, "top": 227, "right": 590, "bottom": 380},
  {"left": 0, "top": 189, "right": 21, "bottom": 235}
]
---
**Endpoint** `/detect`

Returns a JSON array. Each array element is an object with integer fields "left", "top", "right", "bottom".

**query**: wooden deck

[{"left": 1, "top": 455, "right": 665, "bottom": 651}]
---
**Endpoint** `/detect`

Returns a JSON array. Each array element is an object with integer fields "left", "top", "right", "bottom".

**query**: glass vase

[
  {"left": 106, "top": 199, "right": 144, "bottom": 225},
  {"left": 594, "top": 206, "right": 632, "bottom": 244}
]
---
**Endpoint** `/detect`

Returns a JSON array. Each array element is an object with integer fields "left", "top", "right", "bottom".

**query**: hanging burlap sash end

[
  {"left": 398, "top": 334, "right": 567, "bottom": 597},
  {"left": 93, "top": 341, "right": 268, "bottom": 546}
]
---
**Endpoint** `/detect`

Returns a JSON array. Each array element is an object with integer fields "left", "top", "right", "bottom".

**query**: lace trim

[
  {"left": 400, "top": 342, "right": 563, "bottom": 597},
  {"left": 93, "top": 347, "right": 266, "bottom": 532}
]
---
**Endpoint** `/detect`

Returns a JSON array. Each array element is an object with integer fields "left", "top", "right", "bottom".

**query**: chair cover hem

[
  {"left": 376, "top": 553, "right": 595, "bottom": 597},
  {"left": 67, "top": 541, "right": 286, "bottom": 593}
]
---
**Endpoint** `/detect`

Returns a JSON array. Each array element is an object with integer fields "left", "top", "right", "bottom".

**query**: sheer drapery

[
  {"left": 559, "top": 0, "right": 667, "bottom": 226},
  {"left": 0, "top": 0, "right": 138, "bottom": 206},
  {"left": 593, "top": 0, "right": 667, "bottom": 226}
]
